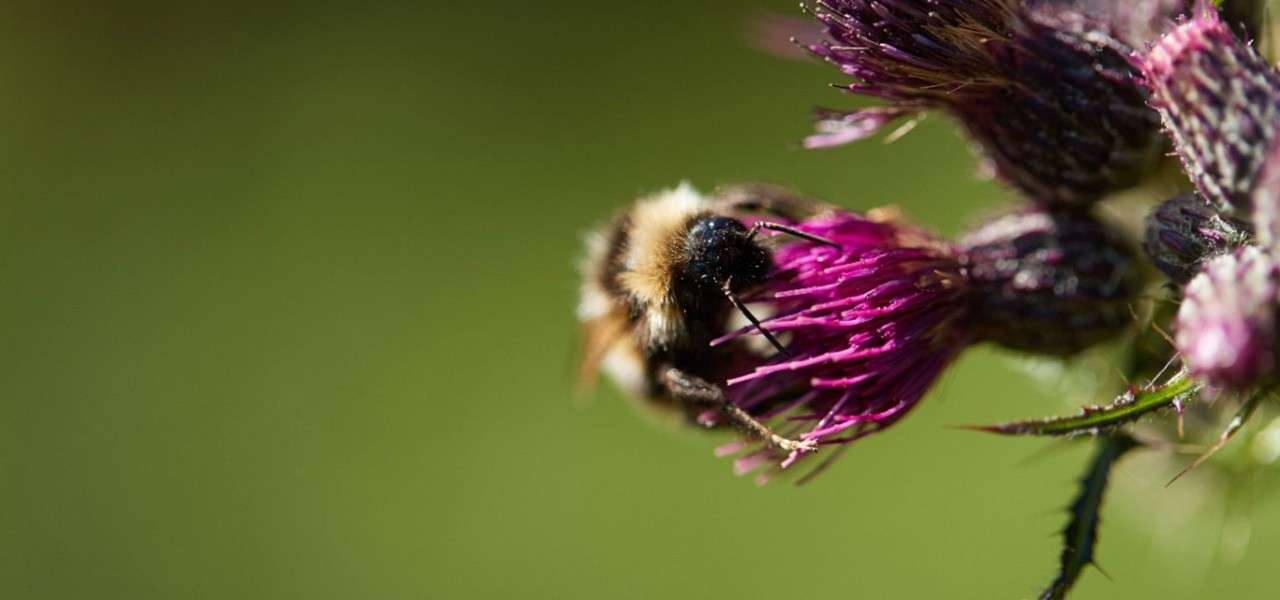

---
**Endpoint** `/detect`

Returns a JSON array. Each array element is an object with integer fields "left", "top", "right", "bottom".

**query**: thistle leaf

[
  {"left": 1039, "top": 434, "right": 1139, "bottom": 600},
  {"left": 964, "top": 372, "right": 1200, "bottom": 437}
]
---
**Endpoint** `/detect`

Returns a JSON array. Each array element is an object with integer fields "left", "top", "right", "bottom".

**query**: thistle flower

[
  {"left": 1136, "top": 4, "right": 1280, "bottom": 214},
  {"left": 719, "top": 211, "right": 970, "bottom": 471},
  {"left": 717, "top": 205, "right": 1140, "bottom": 475},
  {"left": 804, "top": 0, "right": 1160, "bottom": 205},
  {"left": 960, "top": 207, "right": 1142, "bottom": 354},
  {"left": 1175, "top": 246, "right": 1280, "bottom": 390},
  {"left": 1144, "top": 192, "right": 1253, "bottom": 283}
]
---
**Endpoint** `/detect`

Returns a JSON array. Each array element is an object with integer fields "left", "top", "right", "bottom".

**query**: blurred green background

[{"left": 3, "top": 1, "right": 1278, "bottom": 599}]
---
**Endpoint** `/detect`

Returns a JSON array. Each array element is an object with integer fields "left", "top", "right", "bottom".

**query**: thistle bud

[
  {"left": 1137, "top": 6, "right": 1280, "bottom": 214},
  {"left": 1143, "top": 193, "right": 1252, "bottom": 283},
  {"left": 804, "top": 0, "right": 1159, "bottom": 205},
  {"left": 959, "top": 207, "right": 1141, "bottom": 355},
  {"left": 1175, "top": 246, "right": 1280, "bottom": 389}
]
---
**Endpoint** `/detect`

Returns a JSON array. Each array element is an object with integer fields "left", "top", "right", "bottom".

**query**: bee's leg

[{"left": 660, "top": 367, "right": 817, "bottom": 455}]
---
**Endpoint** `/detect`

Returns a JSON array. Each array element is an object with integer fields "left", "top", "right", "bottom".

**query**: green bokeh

[{"left": 2, "top": 2, "right": 1277, "bottom": 599}]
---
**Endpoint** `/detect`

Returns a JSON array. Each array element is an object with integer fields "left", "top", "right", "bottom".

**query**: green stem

[{"left": 1039, "top": 434, "right": 1138, "bottom": 600}]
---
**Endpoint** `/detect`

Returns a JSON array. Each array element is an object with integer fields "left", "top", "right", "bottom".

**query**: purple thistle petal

[
  {"left": 714, "top": 440, "right": 750, "bottom": 457},
  {"left": 804, "top": 106, "right": 919, "bottom": 149}
]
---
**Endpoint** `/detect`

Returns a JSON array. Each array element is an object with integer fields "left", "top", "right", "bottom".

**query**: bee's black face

[{"left": 679, "top": 216, "right": 772, "bottom": 299}]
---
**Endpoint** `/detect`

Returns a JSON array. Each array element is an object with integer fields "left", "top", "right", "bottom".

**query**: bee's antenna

[
  {"left": 747, "top": 221, "right": 841, "bottom": 249},
  {"left": 722, "top": 280, "right": 790, "bottom": 356}
]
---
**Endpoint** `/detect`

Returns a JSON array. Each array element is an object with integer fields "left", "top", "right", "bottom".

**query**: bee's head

[
  {"left": 673, "top": 214, "right": 837, "bottom": 356},
  {"left": 678, "top": 216, "right": 771, "bottom": 302}
]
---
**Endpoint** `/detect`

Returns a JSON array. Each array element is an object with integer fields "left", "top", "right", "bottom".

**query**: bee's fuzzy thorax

[{"left": 614, "top": 183, "right": 710, "bottom": 348}]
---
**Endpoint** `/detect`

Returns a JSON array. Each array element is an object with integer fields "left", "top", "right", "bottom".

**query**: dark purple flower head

[
  {"left": 960, "top": 207, "right": 1142, "bottom": 354},
  {"left": 1136, "top": 3, "right": 1280, "bottom": 214},
  {"left": 1144, "top": 192, "right": 1253, "bottom": 283},
  {"left": 716, "top": 210, "right": 970, "bottom": 474},
  {"left": 1175, "top": 245, "right": 1280, "bottom": 390},
  {"left": 805, "top": 0, "right": 1159, "bottom": 205}
]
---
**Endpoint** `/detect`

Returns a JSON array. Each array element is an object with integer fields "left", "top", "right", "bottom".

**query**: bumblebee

[{"left": 577, "top": 182, "right": 836, "bottom": 452}]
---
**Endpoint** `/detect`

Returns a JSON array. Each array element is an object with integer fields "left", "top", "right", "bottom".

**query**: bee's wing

[
  {"left": 575, "top": 309, "right": 631, "bottom": 393},
  {"left": 712, "top": 183, "right": 837, "bottom": 223}
]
